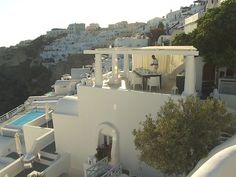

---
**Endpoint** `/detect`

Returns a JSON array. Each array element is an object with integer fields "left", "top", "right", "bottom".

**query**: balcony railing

[
  {"left": 101, "top": 164, "right": 122, "bottom": 177},
  {"left": 0, "top": 104, "right": 25, "bottom": 123},
  {"left": 86, "top": 157, "right": 110, "bottom": 177}
]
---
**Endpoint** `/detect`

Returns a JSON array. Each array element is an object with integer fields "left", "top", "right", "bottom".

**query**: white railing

[
  {"left": 0, "top": 104, "right": 25, "bottom": 123},
  {"left": 86, "top": 157, "right": 110, "bottom": 177},
  {"left": 26, "top": 95, "right": 62, "bottom": 105},
  {"left": 101, "top": 164, "right": 122, "bottom": 177},
  {"left": 0, "top": 157, "right": 24, "bottom": 177},
  {"left": 103, "top": 71, "right": 112, "bottom": 80}
]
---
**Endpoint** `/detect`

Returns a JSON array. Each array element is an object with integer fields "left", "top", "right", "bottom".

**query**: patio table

[{"left": 133, "top": 69, "right": 162, "bottom": 90}]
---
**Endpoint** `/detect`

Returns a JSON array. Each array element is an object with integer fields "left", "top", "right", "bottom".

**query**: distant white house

[
  {"left": 184, "top": 12, "right": 204, "bottom": 34},
  {"left": 67, "top": 23, "right": 85, "bottom": 34},
  {"left": 157, "top": 35, "right": 171, "bottom": 45},
  {"left": 206, "top": 0, "right": 226, "bottom": 9},
  {"left": 46, "top": 28, "right": 67, "bottom": 38},
  {"left": 86, "top": 23, "right": 100, "bottom": 32},
  {"left": 164, "top": 1, "right": 206, "bottom": 33},
  {"left": 114, "top": 36, "right": 149, "bottom": 47},
  {"left": 108, "top": 21, "right": 128, "bottom": 29}
]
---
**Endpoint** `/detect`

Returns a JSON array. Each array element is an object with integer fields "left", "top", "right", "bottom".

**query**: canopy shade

[{"left": 132, "top": 54, "right": 184, "bottom": 74}]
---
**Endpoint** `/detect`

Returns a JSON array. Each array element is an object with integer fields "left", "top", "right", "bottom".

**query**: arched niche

[{"left": 96, "top": 122, "right": 119, "bottom": 165}]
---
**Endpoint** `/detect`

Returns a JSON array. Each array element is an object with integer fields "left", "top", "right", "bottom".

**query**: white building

[
  {"left": 86, "top": 23, "right": 100, "bottom": 32},
  {"left": 184, "top": 12, "right": 204, "bottom": 34},
  {"left": 206, "top": 0, "right": 225, "bottom": 9},
  {"left": 46, "top": 28, "right": 67, "bottom": 38},
  {"left": 67, "top": 23, "right": 86, "bottom": 34},
  {"left": 54, "top": 68, "right": 91, "bottom": 96},
  {"left": 157, "top": 35, "right": 171, "bottom": 45},
  {"left": 114, "top": 21, "right": 128, "bottom": 29},
  {"left": 114, "top": 36, "right": 149, "bottom": 47},
  {"left": 183, "top": 0, "right": 207, "bottom": 34},
  {"left": 51, "top": 46, "right": 200, "bottom": 177},
  {"left": 165, "top": 1, "right": 206, "bottom": 34}
]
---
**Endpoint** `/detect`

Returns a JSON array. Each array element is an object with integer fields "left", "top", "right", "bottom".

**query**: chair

[
  {"left": 147, "top": 77, "right": 160, "bottom": 92},
  {"left": 127, "top": 71, "right": 133, "bottom": 86},
  {"left": 130, "top": 72, "right": 143, "bottom": 90}
]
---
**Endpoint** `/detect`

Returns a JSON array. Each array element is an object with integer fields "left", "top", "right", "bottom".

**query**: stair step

[
  {"left": 39, "top": 151, "right": 58, "bottom": 160},
  {"left": 41, "top": 156, "right": 54, "bottom": 161},
  {"left": 36, "top": 158, "right": 54, "bottom": 166}
]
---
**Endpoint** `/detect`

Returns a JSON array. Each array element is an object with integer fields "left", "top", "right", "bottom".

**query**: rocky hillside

[{"left": 0, "top": 35, "right": 94, "bottom": 115}]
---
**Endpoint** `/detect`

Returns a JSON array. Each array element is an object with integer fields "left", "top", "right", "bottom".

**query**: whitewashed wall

[
  {"left": 23, "top": 125, "right": 52, "bottom": 153},
  {"left": 53, "top": 86, "right": 183, "bottom": 177}
]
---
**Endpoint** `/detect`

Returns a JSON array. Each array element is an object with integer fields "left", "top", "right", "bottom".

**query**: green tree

[
  {"left": 173, "top": 0, "right": 236, "bottom": 68},
  {"left": 158, "top": 22, "right": 165, "bottom": 30},
  {"left": 133, "top": 96, "right": 236, "bottom": 176},
  {"left": 147, "top": 28, "right": 166, "bottom": 45},
  {"left": 172, "top": 33, "right": 193, "bottom": 46}
]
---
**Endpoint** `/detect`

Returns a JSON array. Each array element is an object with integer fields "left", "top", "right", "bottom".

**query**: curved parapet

[
  {"left": 54, "top": 96, "right": 79, "bottom": 117},
  {"left": 191, "top": 145, "right": 236, "bottom": 177}
]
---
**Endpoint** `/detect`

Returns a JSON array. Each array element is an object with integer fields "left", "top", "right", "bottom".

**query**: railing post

[{"left": 6, "top": 113, "right": 10, "bottom": 119}]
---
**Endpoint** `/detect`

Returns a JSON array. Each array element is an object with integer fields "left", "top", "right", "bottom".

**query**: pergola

[{"left": 84, "top": 46, "right": 199, "bottom": 96}]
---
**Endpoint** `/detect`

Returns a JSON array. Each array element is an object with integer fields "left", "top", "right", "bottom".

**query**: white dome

[
  {"left": 192, "top": 145, "right": 236, "bottom": 177},
  {"left": 54, "top": 96, "right": 79, "bottom": 116}
]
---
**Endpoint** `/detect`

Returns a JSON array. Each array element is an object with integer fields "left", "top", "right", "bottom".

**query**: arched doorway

[
  {"left": 202, "top": 64, "right": 215, "bottom": 98},
  {"left": 96, "top": 122, "right": 119, "bottom": 165}
]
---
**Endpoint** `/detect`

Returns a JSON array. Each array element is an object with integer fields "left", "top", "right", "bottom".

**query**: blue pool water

[{"left": 9, "top": 109, "right": 45, "bottom": 126}]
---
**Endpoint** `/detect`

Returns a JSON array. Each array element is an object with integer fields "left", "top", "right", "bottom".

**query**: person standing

[{"left": 150, "top": 55, "right": 158, "bottom": 72}]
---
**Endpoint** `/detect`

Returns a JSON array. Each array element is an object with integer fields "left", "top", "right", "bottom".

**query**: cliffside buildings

[{"left": 40, "top": 22, "right": 149, "bottom": 63}]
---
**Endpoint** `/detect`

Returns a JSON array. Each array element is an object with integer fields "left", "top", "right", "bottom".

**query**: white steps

[
  {"left": 39, "top": 151, "right": 58, "bottom": 160},
  {"left": 36, "top": 150, "right": 59, "bottom": 166}
]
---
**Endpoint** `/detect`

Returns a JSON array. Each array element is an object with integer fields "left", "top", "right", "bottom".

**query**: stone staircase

[{"left": 36, "top": 150, "right": 59, "bottom": 166}]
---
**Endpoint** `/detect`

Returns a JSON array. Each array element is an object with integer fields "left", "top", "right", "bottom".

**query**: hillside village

[
  {"left": 0, "top": 0, "right": 236, "bottom": 177},
  {"left": 13, "top": 0, "right": 207, "bottom": 63}
]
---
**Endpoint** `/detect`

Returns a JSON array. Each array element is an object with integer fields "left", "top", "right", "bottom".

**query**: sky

[{"left": 0, "top": 0, "right": 194, "bottom": 47}]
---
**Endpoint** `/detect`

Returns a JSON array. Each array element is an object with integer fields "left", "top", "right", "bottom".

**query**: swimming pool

[{"left": 9, "top": 109, "right": 45, "bottom": 126}]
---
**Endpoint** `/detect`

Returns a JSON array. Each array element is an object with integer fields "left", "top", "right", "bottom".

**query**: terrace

[{"left": 83, "top": 46, "right": 200, "bottom": 96}]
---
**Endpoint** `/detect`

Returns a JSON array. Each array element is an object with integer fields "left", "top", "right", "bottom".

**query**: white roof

[
  {"left": 54, "top": 96, "right": 79, "bottom": 117},
  {"left": 32, "top": 100, "right": 58, "bottom": 104},
  {"left": 84, "top": 46, "right": 199, "bottom": 56},
  {"left": 55, "top": 80, "right": 77, "bottom": 86}
]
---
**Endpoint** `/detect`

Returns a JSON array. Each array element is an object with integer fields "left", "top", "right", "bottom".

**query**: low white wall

[
  {"left": 220, "top": 94, "right": 236, "bottom": 110},
  {"left": 43, "top": 153, "right": 70, "bottom": 177},
  {"left": 54, "top": 81, "right": 77, "bottom": 95},
  {"left": 53, "top": 86, "right": 182, "bottom": 177},
  {"left": 23, "top": 125, "right": 53, "bottom": 153},
  {"left": 0, "top": 157, "right": 24, "bottom": 177},
  {"left": 188, "top": 134, "right": 236, "bottom": 176},
  {"left": 27, "top": 96, "right": 62, "bottom": 103}
]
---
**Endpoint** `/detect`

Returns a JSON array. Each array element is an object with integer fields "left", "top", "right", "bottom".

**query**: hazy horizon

[{"left": 0, "top": 0, "right": 194, "bottom": 47}]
